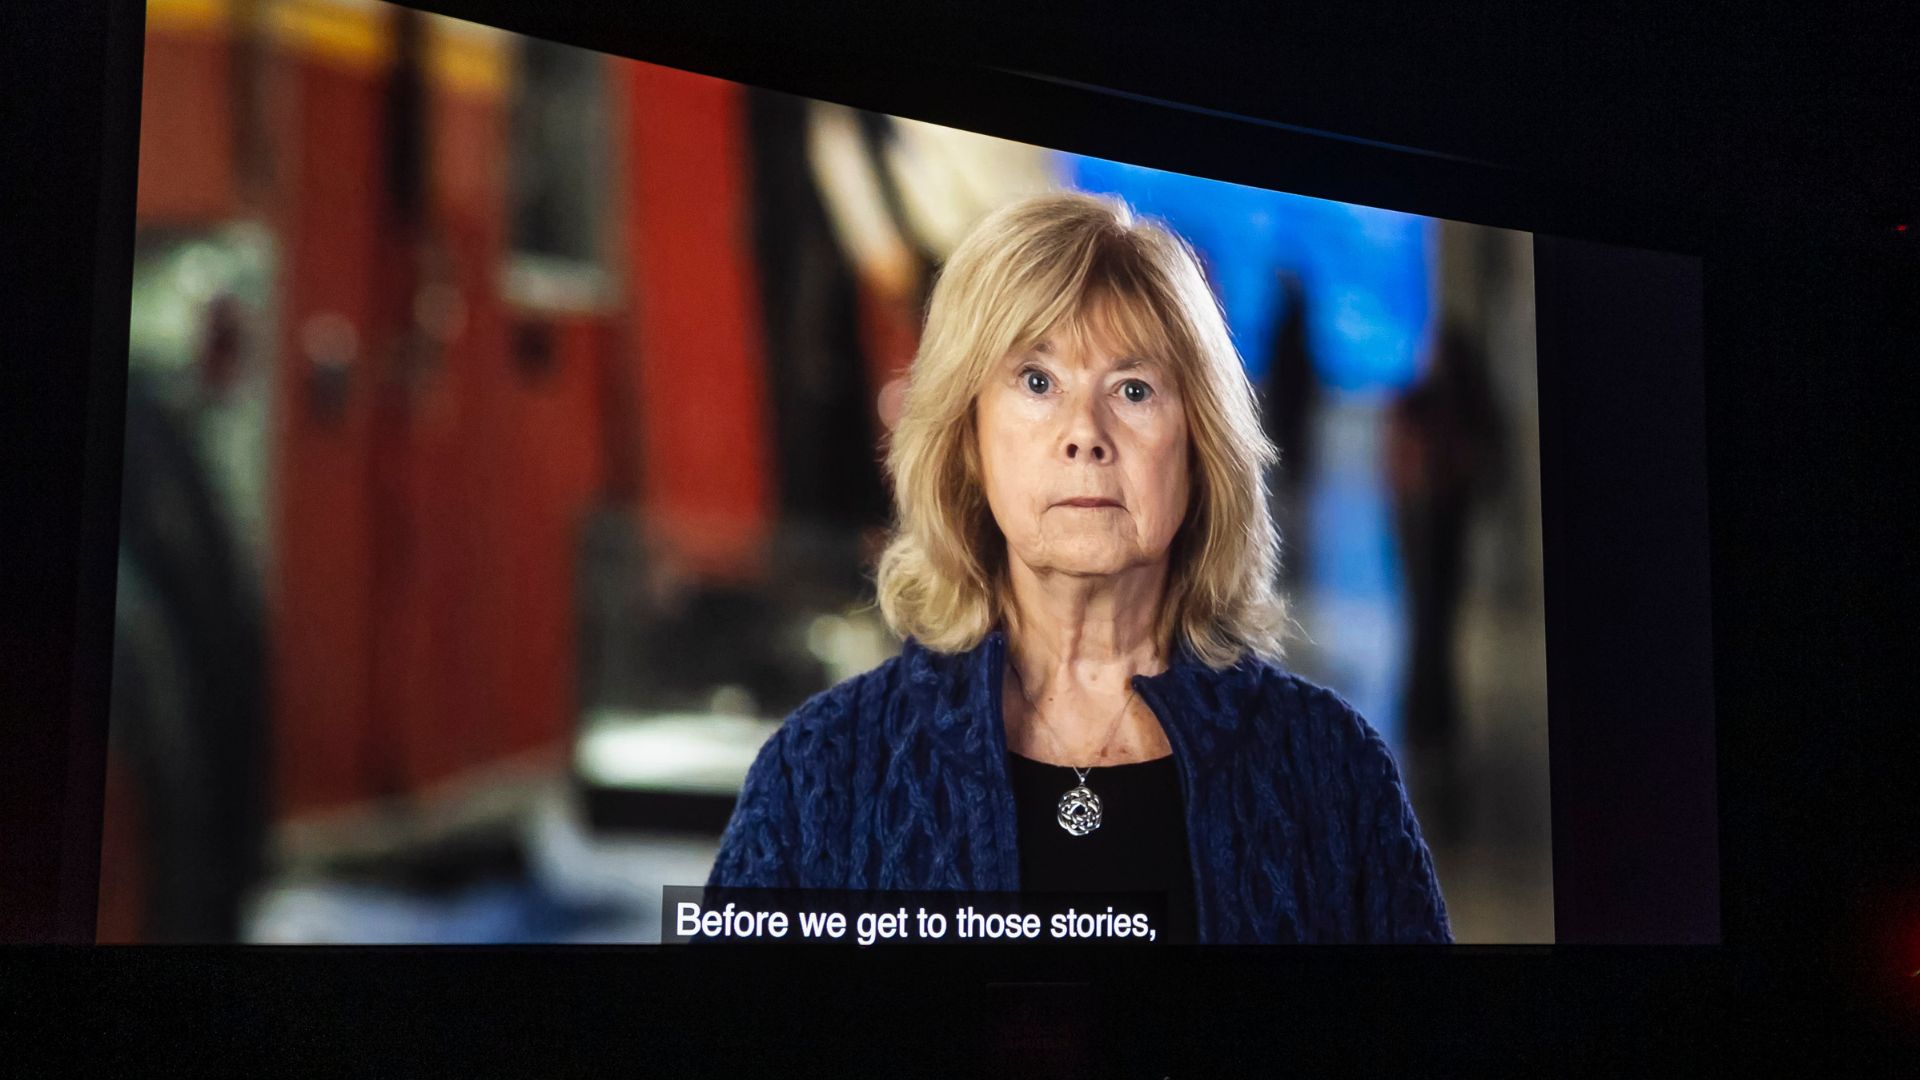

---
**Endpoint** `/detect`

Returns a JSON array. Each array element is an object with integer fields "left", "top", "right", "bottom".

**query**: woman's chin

[{"left": 1030, "top": 547, "right": 1145, "bottom": 579}]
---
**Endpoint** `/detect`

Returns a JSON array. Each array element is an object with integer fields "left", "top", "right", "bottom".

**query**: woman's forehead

[{"left": 1027, "top": 292, "right": 1173, "bottom": 365}]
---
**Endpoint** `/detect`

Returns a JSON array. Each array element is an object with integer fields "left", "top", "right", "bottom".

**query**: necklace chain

[{"left": 1009, "top": 659, "right": 1136, "bottom": 775}]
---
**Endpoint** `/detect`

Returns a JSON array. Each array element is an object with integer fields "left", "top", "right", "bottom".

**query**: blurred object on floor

[{"left": 243, "top": 766, "right": 721, "bottom": 944}]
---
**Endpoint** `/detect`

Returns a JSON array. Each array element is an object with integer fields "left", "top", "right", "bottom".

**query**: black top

[{"left": 1007, "top": 750, "right": 1200, "bottom": 944}]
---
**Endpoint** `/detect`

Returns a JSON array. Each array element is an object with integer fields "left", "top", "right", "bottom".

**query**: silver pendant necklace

[
  {"left": 1010, "top": 660, "right": 1136, "bottom": 837},
  {"left": 1056, "top": 766, "right": 1104, "bottom": 837}
]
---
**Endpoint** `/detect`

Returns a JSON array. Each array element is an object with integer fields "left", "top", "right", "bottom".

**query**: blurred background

[{"left": 103, "top": 0, "right": 1548, "bottom": 944}]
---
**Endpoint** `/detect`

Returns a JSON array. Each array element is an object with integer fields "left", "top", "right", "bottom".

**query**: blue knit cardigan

[{"left": 706, "top": 627, "right": 1452, "bottom": 944}]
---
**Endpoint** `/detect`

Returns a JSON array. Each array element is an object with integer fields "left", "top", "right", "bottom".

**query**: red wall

[
  {"left": 621, "top": 62, "right": 774, "bottom": 584},
  {"left": 136, "top": 24, "right": 237, "bottom": 224},
  {"left": 137, "top": 18, "right": 781, "bottom": 821},
  {"left": 271, "top": 42, "right": 386, "bottom": 815},
  {"left": 271, "top": 23, "right": 611, "bottom": 814}
]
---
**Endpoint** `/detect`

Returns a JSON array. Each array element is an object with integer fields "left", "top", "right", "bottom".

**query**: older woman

[{"left": 707, "top": 190, "right": 1451, "bottom": 944}]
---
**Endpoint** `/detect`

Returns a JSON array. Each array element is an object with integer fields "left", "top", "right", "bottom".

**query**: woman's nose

[{"left": 1063, "top": 396, "right": 1112, "bottom": 462}]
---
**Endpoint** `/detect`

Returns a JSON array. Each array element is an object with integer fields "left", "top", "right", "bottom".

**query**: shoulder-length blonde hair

[{"left": 874, "top": 189, "right": 1290, "bottom": 669}]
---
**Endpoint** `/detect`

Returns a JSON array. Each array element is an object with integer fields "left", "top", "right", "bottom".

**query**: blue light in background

[{"left": 1059, "top": 154, "right": 1434, "bottom": 393}]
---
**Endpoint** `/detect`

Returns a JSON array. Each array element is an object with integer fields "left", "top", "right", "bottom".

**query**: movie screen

[{"left": 105, "top": 0, "right": 1548, "bottom": 945}]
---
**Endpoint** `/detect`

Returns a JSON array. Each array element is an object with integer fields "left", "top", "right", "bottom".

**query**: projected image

[{"left": 106, "top": 0, "right": 1547, "bottom": 944}]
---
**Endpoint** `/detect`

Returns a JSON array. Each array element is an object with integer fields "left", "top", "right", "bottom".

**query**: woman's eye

[
  {"left": 1022, "top": 369, "right": 1051, "bottom": 395},
  {"left": 1120, "top": 379, "right": 1154, "bottom": 403}
]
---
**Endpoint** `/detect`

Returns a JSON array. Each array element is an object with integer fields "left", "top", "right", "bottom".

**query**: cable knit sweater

[{"left": 706, "top": 626, "right": 1452, "bottom": 944}]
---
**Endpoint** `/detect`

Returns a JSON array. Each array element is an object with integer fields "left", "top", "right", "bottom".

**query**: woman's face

[{"left": 974, "top": 305, "right": 1191, "bottom": 580}]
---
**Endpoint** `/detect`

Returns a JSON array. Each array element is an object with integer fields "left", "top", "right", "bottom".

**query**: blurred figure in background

[
  {"left": 1258, "top": 271, "right": 1320, "bottom": 594},
  {"left": 746, "top": 90, "right": 896, "bottom": 552},
  {"left": 1386, "top": 320, "right": 1508, "bottom": 760}
]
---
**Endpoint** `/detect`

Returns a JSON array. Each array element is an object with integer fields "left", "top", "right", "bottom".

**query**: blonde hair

[{"left": 873, "top": 189, "right": 1290, "bottom": 669}]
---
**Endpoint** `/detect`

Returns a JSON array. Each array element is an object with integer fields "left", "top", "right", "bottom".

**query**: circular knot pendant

[{"left": 1056, "top": 784, "right": 1103, "bottom": 836}]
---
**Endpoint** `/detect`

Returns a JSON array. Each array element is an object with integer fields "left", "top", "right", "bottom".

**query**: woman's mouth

[{"left": 1057, "top": 498, "right": 1123, "bottom": 509}]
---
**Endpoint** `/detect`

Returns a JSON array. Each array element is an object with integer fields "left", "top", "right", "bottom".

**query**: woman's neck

[
  {"left": 1002, "top": 553, "right": 1168, "bottom": 667},
  {"left": 1000, "top": 560, "right": 1173, "bottom": 764}
]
